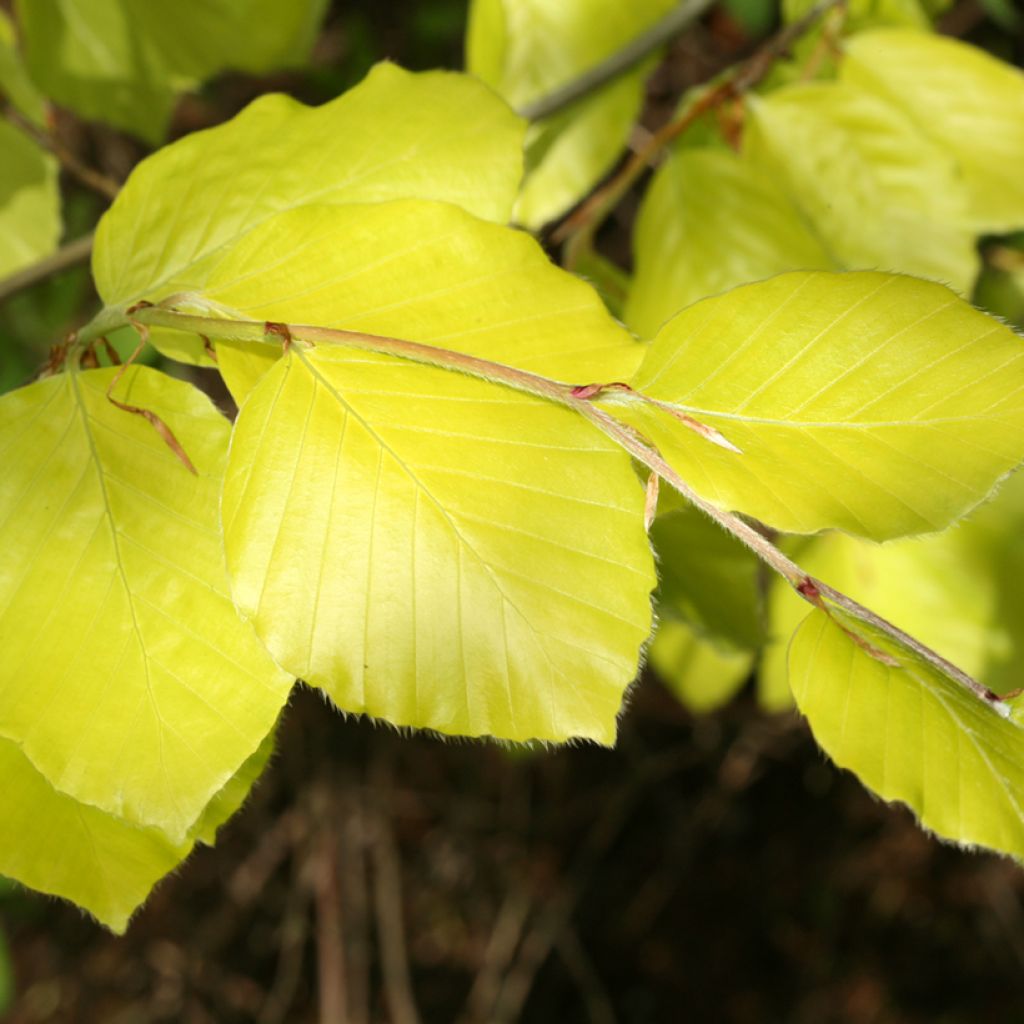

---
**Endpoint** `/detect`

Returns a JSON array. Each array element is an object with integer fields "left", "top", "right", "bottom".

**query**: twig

[
  {"left": 308, "top": 786, "right": 348, "bottom": 1024},
  {"left": 555, "top": 927, "right": 618, "bottom": 1024},
  {"left": 518, "top": 0, "right": 717, "bottom": 122},
  {"left": 460, "top": 882, "right": 534, "bottom": 1024},
  {"left": 5, "top": 106, "right": 120, "bottom": 200},
  {"left": 341, "top": 791, "right": 370, "bottom": 1024},
  {"left": 368, "top": 764, "right": 421, "bottom": 1024},
  {"left": 0, "top": 232, "right": 94, "bottom": 305},
  {"left": 551, "top": 0, "right": 845, "bottom": 253},
  {"left": 258, "top": 853, "right": 312, "bottom": 1024}
]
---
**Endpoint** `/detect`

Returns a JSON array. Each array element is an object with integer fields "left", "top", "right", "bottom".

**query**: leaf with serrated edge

[
  {"left": 626, "top": 147, "right": 833, "bottom": 340},
  {"left": 0, "top": 367, "right": 292, "bottom": 842},
  {"left": 613, "top": 271, "right": 1024, "bottom": 540},
  {"left": 16, "top": 0, "right": 327, "bottom": 144},
  {"left": 222, "top": 345, "right": 656, "bottom": 744},
  {"left": 204, "top": 200, "right": 644, "bottom": 404},
  {"left": 791, "top": 609, "right": 1024, "bottom": 857},
  {"left": 1, "top": 718, "right": 275, "bottom": 932},
  {"left": 745, "top": 81, "right": 978, "bottom": 295},
  {"left": 844, "top": 29, "right": 1024, "bottom": 233},
  {"left": 0, "top": 735, "right": 189, "bottom": 933},
  {"left": 91, "top": 63, "right": 525, "bottom": 363}
]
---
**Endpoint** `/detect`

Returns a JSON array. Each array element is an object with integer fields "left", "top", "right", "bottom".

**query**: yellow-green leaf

[
  {"left": 625, "top": 147, "right": 833, "bottom": 340},
  {"left": 0, "top": 120, "right": 59, "bottom": 278},
  {"left": 616, "top": 271, "right": 1024, "bottom": 540},
  {"left": 761, "top": 528, "right": 1008, "bottom": 710},
  {"left": 91, "top": 63, "right": 526, "bottom": 364},
  {"left": 0, "top": 735, "right": 190, "bottom": 933},
  {"left": 467, "top": 0, "right": 675, "bottom": 228},
  {"left": 0, "top": 367, "right": 293, "bottom": 842},
  {"left": 791, "top": 609, "right": 1024, "bottom": 857},
  {"left": 649, "top": 619, "right": 753, "bottom": 715},
  {"left": 222, "top": 345, "right": 656, "bottom": 745},
  {"left": 650, "top": 501, "right": 764, "bottom": 651},
  {"left": 203, "top": 200, "right": 645, "bottom": 403},
  {"left": 745, "top": 81, "right": 978, "bottom": 295},
  {"left": 844, "top": 29, "right": 1024, "bottom": 233},
  {"left": 15, "top": 0, "right": 327, "bottom": 143}
]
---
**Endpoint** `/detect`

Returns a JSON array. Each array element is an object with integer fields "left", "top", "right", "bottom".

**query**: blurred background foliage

[{"left": 2, "top": 0, "right": 1024, "bottom": 1021}]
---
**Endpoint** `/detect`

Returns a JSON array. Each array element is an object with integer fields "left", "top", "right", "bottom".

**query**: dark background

[{"left": 3, "top": 2, "right": 1024, "bottom": 1021}]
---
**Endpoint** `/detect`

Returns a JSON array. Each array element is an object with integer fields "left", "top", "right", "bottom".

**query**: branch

[
  {"left": 0, "top": 232, "right": 94, "bottom": 305},
  {"left": 5, "top": 107, "right": 120, "bottom": 201},
  {"left": 551, "top": 0, "right": 845, "bottom": 254},
  {"left": 99, "top": 302, "right": 1009, "bottom": 713},
  {"left": 517, "top": 0, "right": 717, "bottom": 122}
]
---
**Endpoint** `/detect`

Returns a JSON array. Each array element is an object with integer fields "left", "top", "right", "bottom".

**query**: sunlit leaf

[
  {"left": 625, "top": 146, "right": 833, "bottom": 340},
  {"left": 202, "top": 200, "right": 643, "bottom": 405},
  {"left": 222, "top": 344, "right": 656, "bottom": 745},
  {"left": 791, "top": 608, "right": 1024, "bottom": 857},
  {"left": 844, "top": 29, "right": 1024, "bottom": 233},
  {"left": 0, "top": 366, "right": 293, "bottom": 842},
  {"left": 649, "top": 619, "right": 753, "bottom": 715},
  {"left": 746, "top": 81, "right": 978, "bottom": 295},
  {"left": 0, "top": 735, "right": 190, "bottom": 933},
  {"left": 91, "top": 63, "right": 526, "bottom": 364},
  {"left": 614, "top": 271, "right": 1024, "bottom": 539},
  {"left": 0, "top": 120, "right": 59, "bottom": 278},
  {"left": 761, "top": 527, "right": 1008, "bottom": 710},
  {"left": 467, "top": 0, "right": 675, "bottom": 228},
  {"left": 15, "top": 0, "right": 328, "bottom": 143}
]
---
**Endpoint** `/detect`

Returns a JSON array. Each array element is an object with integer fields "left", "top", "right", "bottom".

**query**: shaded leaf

[
  {"left": 467, "top": 0, "right": 675, "bottom": 228},
  {"left": 746, "top": 81, "right": 978, "bottom": 295},
  {"left": 844, "top": 29, "right": 1024, "bottom": 233},
  {"left": 0, "top": 120, "right": 59, "bottom": 278},
  {"left": 626, "top": 146, "right": 833, "bottom": 340},
  {"left": 650, "top": 619, "right": 753, "bottom": 714},
  {"left": 16, "top": 0, "right": 327, "bottom": 143}
]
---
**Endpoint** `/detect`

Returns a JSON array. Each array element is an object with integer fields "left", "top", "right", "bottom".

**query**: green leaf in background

[
  {"left": 625, "top": 146, "right": 833, "bottom": 340},
  {"left": 783, "top": 0, "right": 935, "bottom": 30},
  {"left": 0, "top": 9, "right": 46, "bottom": 125},
  {"left": 90, "top": 63, "right": 527, "bottom": 365},
  {"left": 222, "top": 340, "right": 655, "bottom": 745},
  {"left": 844, "top": 29, "right": 1024, "bottom": 234},
  {"left": 0, "top": 121, "right": 59, "bottom": 278},
  {"left": 650, "top": 501, "right": 764, "bottom": 652},
  {"left": 614, "top": 271, "right": 1024, "bottom": 540},
  {"left": 466, "top": 0, "right": 676, "bottom": 228},
  {"left": 745, "top": 81, "right": 978, "bottom": 295},
  {"left": 0, "top": 366, "right": 292, "bottom": 842},
  {"left": 15, "top": 0, "right": 328, "bottom": 144},
  {"left": 201, "top": 200, "right": 644, "bottom": 405},
  {"left": 790, "top": 608, "right": 1024, "bottom": 859},
  {"left": 649, "top": 619, "right": 754, "bottom": 715}
]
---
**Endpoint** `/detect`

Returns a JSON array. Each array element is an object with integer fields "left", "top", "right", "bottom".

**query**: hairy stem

[
  {"left": 93, "top": 302, "right": 1007, "bottom": 708},
  {"left": 517, "top": 0, "right": 716, "bottom": 122}
]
